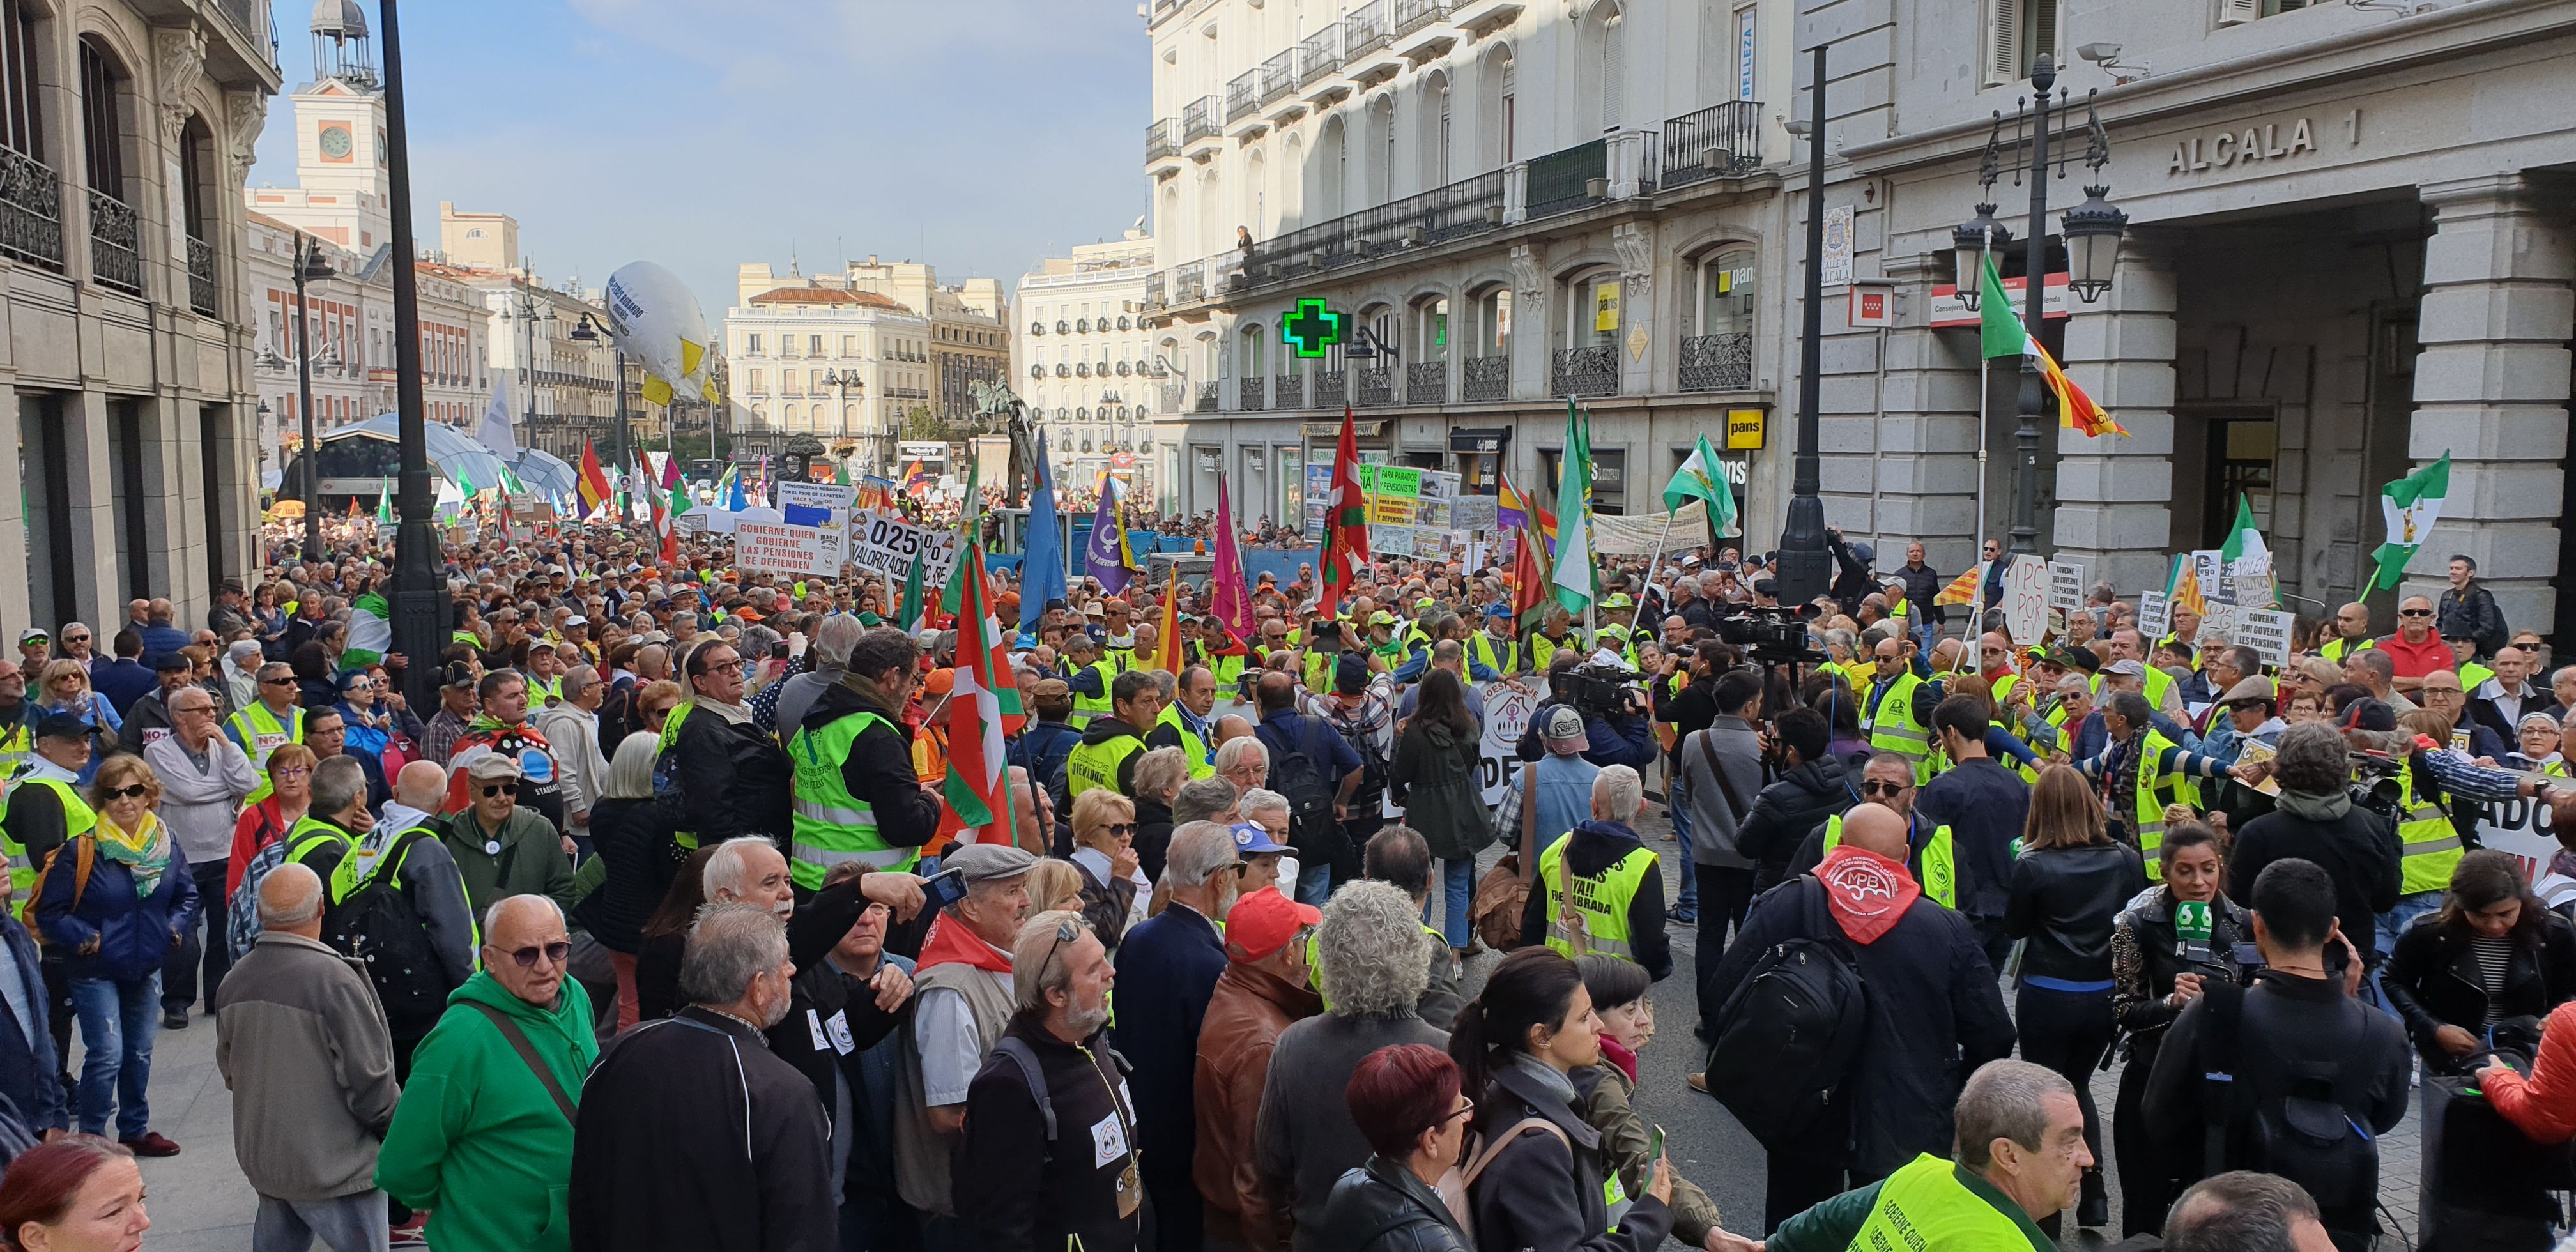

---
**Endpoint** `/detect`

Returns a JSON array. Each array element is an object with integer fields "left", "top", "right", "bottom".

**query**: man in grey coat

[
  {"left": 1673, "top": 669, "right": 1768, "bottom": 972},
  {"left": 216, "top": 864, "right": 401, "bottom": 1252},
  {"left": 148, "top": 683, "right": 259, "bottom": 1028}
]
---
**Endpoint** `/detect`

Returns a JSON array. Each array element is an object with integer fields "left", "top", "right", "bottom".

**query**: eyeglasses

[
  {"left": 1034, "top": 917, "right": 1081, "bottom": 988},
  {"left": 272, "top": 766, "right": 311, "bottom": 779},
  {"left": 479, "top": 782, "right": 520, "bottom": 798},
  {"left": 100, "top": 784, "right": 148, "bottom": 800},
  {"left": 1859, "top": 780, "right": 1912, "bottom": 798},
  {"left": 2400, "top": 609, "right": 2433, "bottom": 618},
  {"left": 262, "top": 676, "right": 295, "bottom": 687},
  {"left": 60, "top": 635, "right": 88, "bottom": 645},
  {"left": 498, "top": 941, "right": 571, "bottom": 968},
  {"left": 1103, "top": 822, "right": 1137, "bottom": 836},
  {"left": 1443, "top": 1096, "right": 1477, "bottom": 1126}
]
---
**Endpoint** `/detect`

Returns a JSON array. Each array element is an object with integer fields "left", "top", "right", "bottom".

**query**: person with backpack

[
  {"left": 330, "top": 760, "right": 477, "bottom": 1079},
  {"left": 1451, "top": 946, "right": 1675, "bottom": 1252},
  {"left": 33, "top": 753, "right": 199, "bottom": 1157},
  {"left": 1390, "top": 670, "right": 1493, "bottom": 961},
  {"left": 1520, "top": 765, "right": 1671, "bottom": 982},
  {"left": 1696, "top": 801, "right": 2014, "bottom": 1232},
  {"left": 2143, "top": 857, "right": 2411, "bottom": 1250},
  {"left": 1305, "top": 657, "right": 1397, "bottom": 894},
  {"left": 1250, "top": 671, "right": 1363, "bottom": 907}
]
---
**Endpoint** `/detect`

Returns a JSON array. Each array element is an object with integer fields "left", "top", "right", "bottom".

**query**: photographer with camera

[{"left": 1514, "top": 653, "right": 1659, "bottom": 772}]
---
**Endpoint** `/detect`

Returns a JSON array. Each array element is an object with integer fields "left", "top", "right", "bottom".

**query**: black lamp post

[
  {"left": 381, "top": 0, "right": 444, "bottom": 708},
  {"left": 567, "top": 312, "right": 628, "bottom": 474},
  {"left": 1951, "top": 56, "right": 2127, "bottom": 556},
  {"left": 1774, "top": 44, "right": 1835, "bottom": 607},
  {"left": 287, "top": 233, "right": 335, "bottom": 559}
]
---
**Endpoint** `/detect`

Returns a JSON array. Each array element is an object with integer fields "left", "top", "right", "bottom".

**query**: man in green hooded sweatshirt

[{"left": 378, "top": 893, "right": 599, "bottom": 1252}]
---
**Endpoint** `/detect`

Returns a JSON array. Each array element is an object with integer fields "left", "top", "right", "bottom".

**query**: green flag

[
  {"left": 456, "top": 468, "right": 476, "bottom": 498},
  {"left": 2370, "top": 452, "right": 2451, "bottom": 592},
  {"left": 343, "top": 592, "right": 392, "bottom": 668},
  {"left": 1549, "top": 400, "right": 1598, "bottom": 615},
  {"left": 375, "top": 484, "right": 393, "bottom": 524},
  {"left": 897, "top": 551, "right": 928, "bottom": 634},
  {"left": 1664, "top": 434, "right": 1738, "bottom": 538},
  {"left": 1977, "top": 253, "right": 2027, "bottom": 360}
]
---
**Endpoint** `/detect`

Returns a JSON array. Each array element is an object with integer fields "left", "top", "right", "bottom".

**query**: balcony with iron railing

[
  {"left": 1462, "top": 355, "right": 1508, "bottom": 402},
  {"left": 1551, "top": 344, "right": 1618, "bottom": 398},
  {"left": 1660, "top": 101, "right": 1765, "bottom": 189},
  {"left": 1146, "top": 118, "right": 1179, "bottom": 163},
  {"left": 1679, "top": 330, "right": 1754, "bottom": 392},
  {"left": 1226, "top": 70, "right": 1261, "bottom": 125},
  {"left": 1297, "top": 26, "right": 1343, "bottom": 88},
  {"left": 1238, "top": 375, "right": 1266, "bottom": 411},
  {"left": 1524, "top": 139, "right": 1607, "bottom": 219},
  {"left": 1194, "top": 381, "right": 1220, "bottom": 413},
  {"left": 1259, "top": 50, "right": 1297, "bottom": 105},
  {"left": 1406, "top": 360, "right": 1446, "bottom": 404},
  {"left": 1342, "top": 0, "right": 1399, "bottom": 82},
  {"left": 1354, "top": 365, "right": 1397, "bottom": 407},
  {"left": 1273, "top": 372, "right": 1304, "bottom": 410},
  {"left": 187, "top": 235, "right": 217, "bottom": 317},
  {"left": 1395, "top": 0, "right": 1454, "bottom": 37},
  {"left": 1181, "top": 96, "right": 1223, "bottom": 146},
  {"left": 1313, "top": 369, "right": 1347, "bottom": 408},
  {"left": 0, "top": 148, "right": 62, "bottom": 271},
  {"left": 1231, "top": 168, "right": 1502, "bottom": 290},
  {"left": 1173, "top": 260, "right": 1206, "bottom": 304},
  {"left": 89, "top": 190, "right": 141, "bottom": 295}
]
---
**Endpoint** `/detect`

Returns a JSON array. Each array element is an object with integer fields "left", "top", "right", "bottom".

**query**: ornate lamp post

[
  {"left": 566, "top": 312, "right": 629, "bottom": 473},
  {"left": 1950, "top": 55, "right": 2128, "bottom": 556}
]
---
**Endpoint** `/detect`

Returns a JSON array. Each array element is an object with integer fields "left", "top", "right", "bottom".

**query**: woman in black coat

[
  {"left": 570, "top": 733, "right": 683, "bottom": 1033},
  {"left": 1315, "top": 1043, "right": 1473, "bottom": 1252},
  {"left": 632, "top": 846, "right": 718, "bottom": 1023},
  {"left": 1390, "top": 669, "right": 1495, "bottom": 958},
  {"left": 2108, "top": 820, "right": 2252, "bottom": 1239},
  {"left": 1454, "top": 948, "right": 1672, "bottom": 1252},
  {"left": 2385, "top": 848, "right": 2576, "bottom": 1074},
  {"left": 2004, "top": 764, "right": 2146, "bottom": 1231}
]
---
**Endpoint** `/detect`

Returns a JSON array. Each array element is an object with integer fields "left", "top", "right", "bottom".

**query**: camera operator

[
  {"left": 1514, "top": 652, "right": 1657, "bottom": 770},
  {"left": 1823, "top": 527, "right": 1877, "bottom": 617}
]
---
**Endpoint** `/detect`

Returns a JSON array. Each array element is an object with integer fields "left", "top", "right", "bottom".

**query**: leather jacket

[
  {"left": 1312, "top": 1156, "right": 1471, "bottom": 1252},
  {"left": 2383, "top": 910, "right": 2576, "bottom": 1071},
  {"left": 2004, "top": 843, "right": 2148, "bottom": 984}
]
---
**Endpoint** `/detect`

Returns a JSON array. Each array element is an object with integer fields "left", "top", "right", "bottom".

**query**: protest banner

[
  {"left": 2198, "top": 604, "right": 2239, "bottom": 651},
  {"left": 2138, "top": 590, "right": 2172, "bottom": 637},
  {"left": 2048, "top": 561, "right": 2084, "bottom": 613},
  {"left": 1476, "top": 683, "right": 1540, "bottom": 806},
  {"left": 1370, "top": 525, "right": 1417, "bottom": 557},
  {"left": 736, "top": 519, "right": 840, "bottom": 577},
  {"left": 1368, "top": 494, "right": 1418, "bottom": 526},
  {"left": 846, "top": 504, "right": 962, "bottom": 586},
  {"left": 1452, "top": 495, "right": 1500, "bottom": 533},
  {"left": 2192, "top": 550, "right": 2227, "bottom": 604},
  {"left": 2002, "top": 555, "right": 2050, "bottom": 645},
  {"left": 2235, "top": 609, "right": 2294, "bottom": 668}
]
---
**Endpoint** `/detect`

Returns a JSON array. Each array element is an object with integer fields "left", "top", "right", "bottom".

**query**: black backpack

[
  {"left": 1266, "top": 724, "right": 1343, "bottom": 857},
  {"left": 1700, "top": 878, "right": 1869, "bottom": 1146},
  {"left": 323, "top": 829, "right": 452, "bottom": 1035},
  {"left": 2195, "top": 981, "right": 2380, "bottom": 1221}
]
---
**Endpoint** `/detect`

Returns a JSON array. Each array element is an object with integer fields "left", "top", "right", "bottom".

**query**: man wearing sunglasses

[
  {"left": 225, "top": 662, "right": 307, "bottom": 807},
  {"left": 2380, "top": 594, "right": 2455, "bottom": 695},
  {"left": 436, "top": 753, "right": 576, "bottom": 920}
]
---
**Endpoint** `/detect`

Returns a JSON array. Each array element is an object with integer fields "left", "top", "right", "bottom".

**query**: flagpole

[
  {"left": 1971, "top": 222, "right": 1993, "bottom": 648},
  {"left": 1640, "top": 511, "right": 1679, "bottom": 616}
]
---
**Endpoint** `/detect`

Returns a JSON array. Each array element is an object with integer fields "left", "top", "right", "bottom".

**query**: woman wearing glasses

[
  {"left": 1070, "top": 788, "right": 1146, "bottom": 949},
  {"left": 33, "top": 661, "right": 118, "bottom": 787},
  {"left": 33, "top": 756, "right": 199, "bottom": 1157},
  {"left": 222, "top": 744, "right": 316, "bottom": 902}
]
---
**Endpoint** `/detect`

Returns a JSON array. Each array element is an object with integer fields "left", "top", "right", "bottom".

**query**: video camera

[
  {"left": 2347, "top": 750, "right": 2410, "bottom": 823},
  {"left": 1717, "top": 604, "right": 1827, "bottom": 666},
  {"left": 1554, "top": 660, "right": 1646, "bottom": 720}
]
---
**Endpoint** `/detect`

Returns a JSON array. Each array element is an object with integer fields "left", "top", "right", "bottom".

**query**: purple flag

[
  {"left": 1210, "top": 478, "right": 1252, "bottom": 636},
  {"left": 1084, "top": 477, "right": 1131, "bottom": 596}
]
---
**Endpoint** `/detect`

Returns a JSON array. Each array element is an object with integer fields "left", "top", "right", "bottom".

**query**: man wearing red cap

[{"left": 1193, "top": 887, "right": 1322, "bottom": 1250}]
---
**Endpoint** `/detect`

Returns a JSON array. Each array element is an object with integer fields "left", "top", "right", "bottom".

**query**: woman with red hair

[
  {"left": 0, "top": 1135, "right": 148, "bottom": 1252},
  {"left": 1312, "top": 1043, "right": 1475, "bottom": 1251}
]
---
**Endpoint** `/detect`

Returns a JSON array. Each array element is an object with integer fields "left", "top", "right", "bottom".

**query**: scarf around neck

[{"left": 94, "top": 812, "right": 172, "bottom": 897}]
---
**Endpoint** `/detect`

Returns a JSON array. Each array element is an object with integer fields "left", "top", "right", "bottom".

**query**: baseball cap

[
  {"left": 441, "top": 660, "right": 478, "bottom": 689},
  {"left": 2044, "top": 645, "right": 2094, "bottom": 672},
  {"left": 1335, "top": 653, "right": 1371, "bottom": 694},
  {"left": 1544, "top": 706, "right": 1587, "bottom": 742},
  {"left": 1600, "top": 593, "right": 1634, "bottom": 610},
  {"left": 1483, "top": 602, "right": 1512, "bottom": 619},
  {"left": 1224, "top": 887, "right": 1321, "bottom": 962},
  {"left": 2104, "top": 659, "right": 2146, "bottom": 678},
  {"left": 563, "top": 615, "right": 589, "bottom": 627},
  {"left": 946, "top": 842, "right": 1038, "bottom": 884},
  {"left": 2342, "top": 699, "right": 2398, "bottom": 733},
  {"left": 1368, "top": 610, "right": 1397, "bottom": 627},
  {"left": 464, "top": 751, "right": 523, "bottom": 781},
  {"left": 33, "top": 712, "right": 85, "bottom": 741},
  {"left": 15, "top": 629, "right": 44, "bottom": 646},
  {"left": 1231, "top": 821, "right": 1289, "bottom": 855},
  {"left": 1413, "top": 597, "right": 1436, "bottom": 611}
]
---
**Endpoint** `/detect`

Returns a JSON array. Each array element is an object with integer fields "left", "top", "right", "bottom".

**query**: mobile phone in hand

[{"left": 921, "top": 866, "right": 970, "bottom": 912}]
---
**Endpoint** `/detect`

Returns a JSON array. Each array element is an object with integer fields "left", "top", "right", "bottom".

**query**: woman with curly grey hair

[{"left": 1251, "top": 881, "right": 1447, "bottom": 1248}]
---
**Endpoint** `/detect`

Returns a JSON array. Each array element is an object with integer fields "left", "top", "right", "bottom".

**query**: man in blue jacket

[{"left": 1110, "top": 822, "right": 1238, "bottom": 1252}]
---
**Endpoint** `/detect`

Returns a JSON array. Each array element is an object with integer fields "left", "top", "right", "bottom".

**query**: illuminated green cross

[{"left": 1282, "top": 298, "right": 1346, "bottom": 358}]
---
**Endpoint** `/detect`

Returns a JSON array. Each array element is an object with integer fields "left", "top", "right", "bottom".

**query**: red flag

[
  {"left": 1149, "top": 563, "right": 1183, "bottom": 676},
  {"left": 940, "top": 541, "right": 1027, "bottom": 843},
  {"left": 576, "top": 440, "right": 613, "bottom": 519},
  {"left": 1510, "top": 519, "right": 1552, "bottom": 632},
  {"left": 1317, "top": 408, "right": 1369, "bottom": 614}
]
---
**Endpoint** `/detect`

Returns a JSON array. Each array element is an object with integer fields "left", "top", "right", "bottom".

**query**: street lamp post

[
  {"left": 380, "top": 0, "right": 445, "bottom": 709},
  {"left": 287, "top": 233, "right": 335, "bottom": 560},
  {"left": 1774, "top": 45, "right": 1835, "bottom": 607},
  {"left": 568, "top": 312, "right": 629, "bottom": 475},
  {"left": 498, "top": 289, "right": 555, "bottom": 455},
  {"left": 1951, "top": 56, "right": 2127, "bottom": 556}
]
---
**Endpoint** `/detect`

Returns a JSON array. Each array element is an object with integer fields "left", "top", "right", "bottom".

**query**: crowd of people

[{"left": 0, "top": 504, "right": 2567, "bottom": 1252}]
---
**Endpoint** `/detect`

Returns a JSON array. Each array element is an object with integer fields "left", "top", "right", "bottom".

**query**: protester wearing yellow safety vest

[
  {"left": 1528, "top": 606, "right": 1582, "bottom": 676},
  {"left": 1520, "top": 765, "right": 1671, "bottom": 979},
  {"left": 2100, "top": 629, "right": 2185, "bottom": 722},
  {"left": 224, "top": 662, "right": 307, "bottom": 805},
  {"left": 2073, "top": 691, "right": 2231, "bottom": 880},
  {"left": 1759, "top": 1058, "right": 2087, "bottom": 1251},
  {"left": 0, "top": 659, "right": 36, "bottom": 784},
  {"left": 1064, "top": 669, "right": 1165, "bottom": 807},
  {"left": 1062, "top": 635, "right": 1119, "bottom": 727},
  {"left": 1144, "top": 665, "right": 1219, "bottom": 781},
  {"left": 2319, "top": 600, "right": 2378, "bottom": 664},
  {"left": 1099, "top": 597, "right": 1139, "bottom": 670},
  {"left": 785, "top": 628, "right": 946, "bottom": 892},
  {"left": 1862, "top": 637, "right": 1940, "bottom": 786},
  {"left": 1471, "top": 604, "right": 1526, "bottom": 676},
  {"left": 2, "top": 715, "right": 96, "bottom": 911}
]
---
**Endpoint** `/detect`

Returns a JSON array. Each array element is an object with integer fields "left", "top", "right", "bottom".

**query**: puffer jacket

[
  {"left": 1734, "top": 754, "right": 1858, "bottom": 892},
  {"left": 1313, "top": 1156, "right": 1471, "bottom": 1252},
  {"left": 35, "top": 835, "right": 201, "bottom": 982},
  {"left": 1464, "top": 1061, "right": 1672, "bottom": 1252}
]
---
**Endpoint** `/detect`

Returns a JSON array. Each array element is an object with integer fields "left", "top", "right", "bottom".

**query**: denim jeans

[
  {"left": 1295, "top": 860, "right": 1333, "bottom": 908},
  {"left": 1423, "top": 857, "right": 1475, "bottom": 947},
  {"left": 254, "top": 1190, "right": 387, "bottom": 1252},
  {"left": 162, "top": 860, "right": 232, "bottom": 1013},
  {"left": 69, "top": 973, "right": 159, "bottom": 1139},
  {"left": 1667, "top": 793, "right": 1699, "bottom": 915}
]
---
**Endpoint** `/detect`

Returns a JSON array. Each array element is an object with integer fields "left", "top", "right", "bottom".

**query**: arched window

[
  {"left": 1471, "top": 285, "right": 1513, "bottom": 358},
  {"left": 1599, "top": 4, "right": 1625, "bottom": 132},
  {"left": 77, "top": 36, "right": 126, "bottom": 201},
  {"left": 1197, "top": 168, "right": 1223, "bottom": 259},
  {"left": 1413, "top": 296, "right": 1450, "bottom": 363},
  {"left": 1563, "top": 267, "right": 1621, "bottom": 349},
  {"left": 1696, "top": 247, "right": 1758, "bottom": 340},
  {"left": 1419, "top": 72, "right": 1450, "bottom": 189},
  {"left": 1279, "top": 132, "right": 1306, "bottom": 232},
  {"left": 1245, "top": 148, "right": 1268, "bottom": 240},
  {"left": 1315, "top": 115, "right": 1347, "bottom": 220},
  {"left": 1479, "top": 44, "right": 1516, "bottom": 169},
  {"left": 1238, "top": 323, "right": 1266, "bottom": 379},
  {"left": 1364, "top": 93, "right": 1395, "bottom": 206}
]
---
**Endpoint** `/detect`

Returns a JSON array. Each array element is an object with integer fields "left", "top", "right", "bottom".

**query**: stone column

[
  {"left": 2405, "top": 174, "right": 2574, "bottom": 631},
  {"left": 1824, "top": 252, "right": 1979, "bottom": 570},
  {"left": 62, "top": 390, "right": 123, "bottom": 630},
  {"left": 2054, "top": 231, "right": 2179, "bottom": 597}
]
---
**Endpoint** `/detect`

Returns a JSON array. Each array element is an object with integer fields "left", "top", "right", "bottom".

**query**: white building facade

[
  {"left": 1146, "top": 0, "right": 1797, "bottom": 536},
  {"left": 724, "top": 263, "right": 932, "bottom": 476},
  {"left": 1013, "top": 231, "right": 1166, "bottom": 503},
  {"left": 1793, "top": 0, "right": 2576, "bottom": 633}
]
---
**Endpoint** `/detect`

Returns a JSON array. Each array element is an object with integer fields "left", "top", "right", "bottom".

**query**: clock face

[
  {"left": 376, "top": 130, "right": 387, "bottom": 167},
  {"left": 318, "top": 125, "right": 352, "bottom": 160}
]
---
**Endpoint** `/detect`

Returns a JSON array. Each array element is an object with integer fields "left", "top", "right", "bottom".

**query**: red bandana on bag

[{"left": 1815, "top": 844, "right": 1922, "bottom": 945}]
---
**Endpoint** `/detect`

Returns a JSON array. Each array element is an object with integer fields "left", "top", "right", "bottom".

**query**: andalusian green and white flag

[
  {"left": 374, "top": 484, "right": 393, "bottom": 524},
  {"left": 2219, "top": 494, "right": 2274, "bottom": 606},
  {"left": 1550, "top": 400, "right": 1598, "bottom": 615},
  {"left": 1664, "top": 434, "right": 1737, "bottom": 537},
  {"left": 343, "top": 592, "right": 392, "bottom": 668},
  {"left": 2370, "top": 453, "right": 2450, "bottom": 592}
]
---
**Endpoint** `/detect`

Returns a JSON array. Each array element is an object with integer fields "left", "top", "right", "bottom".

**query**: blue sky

[{"left": 250, "top": 0, "right": 1149, "bottom": 317}]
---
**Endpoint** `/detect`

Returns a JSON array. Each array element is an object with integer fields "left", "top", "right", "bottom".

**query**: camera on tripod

[
  {"left": 1717, "top": 604, "right": 1827, "bottom": 665},
  {"left": 1555, "top": 660, "right": 1644, "bottom": 719}
]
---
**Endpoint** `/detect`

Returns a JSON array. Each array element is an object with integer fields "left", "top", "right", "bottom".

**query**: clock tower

[{"left": 249, "top": 1, "right": 390, "bottom": 252}]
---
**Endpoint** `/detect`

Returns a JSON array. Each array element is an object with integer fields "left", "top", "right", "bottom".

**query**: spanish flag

[{"left": 576, "top": 440, "right": 613, "bottom": 519}]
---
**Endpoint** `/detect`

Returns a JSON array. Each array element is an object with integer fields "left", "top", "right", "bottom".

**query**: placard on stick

[
  {"left": 2047, "top": 561, "right": 2084, "bottom": 613},
  {"left": 2235, "top": 609, "right": 2295, "bottom": 669},
  {"left": 2137, "top": 590, "right": 2171, "bottom": 637}
]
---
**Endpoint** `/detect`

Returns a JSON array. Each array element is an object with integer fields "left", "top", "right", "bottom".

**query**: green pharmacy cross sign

[{"left": 1282, "top": 298, "right": 1347, "bottom": 358}]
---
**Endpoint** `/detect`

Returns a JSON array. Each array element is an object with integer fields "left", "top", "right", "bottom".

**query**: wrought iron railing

[
  {"left": 1462, "top": 355, "right": 1508, "bottom": 402},
  {"left": 0, "top": 148, "right": 63, "bottom": 271},
  {"left": 1144, "top": 271, "right": 1167, "bottom": 307},
  {"left": 1355, "top": 365, "right": 1396, "bottom": 407},
  {"left": 1159, "top": 383, "right": 1184, "bottom": 413},
  {"left": 1551, "top": 345, "right": 1618, "bottom": 397},
  {"left": 1273, "top": 372, "right": 1304, "bottom": 409},
  {"left": 1146, "top": 118, "right": 1179, "bottom": 161},
  {"left": 1260, "top": 51, "right": 1298, "bottom": 103},
  {"left": 1173, "top": 260, "right": 1206, "bottom": 304},
  {"left": 1395, "top": 0, "right": 1453, "bottom": 38},
  {"left": 1194, "top": 381, "right": 1220, "bottom": 413},
  {"left": 1182, "top": 95, "right": 1222, "bottom": 144},
  {"left": 1344, "top": 1, "right": 1393, "bottom": 59},
  {"left": 1237, "top": 169, "right": 1501, "bottom": 286},
  {"left": 1297, "top": 26, "right": 1343, "bottom": 85},
  {"left": 1238, "top": 375, "right": 1266, "bottom": 410},
  {"left": 88, "top": 190, "right": 141, "bottom": 294},
  {"left": 1661, "top": 102, "right": 1765, "bottom": 189},
  {"left": 1679, "top": 331, "right": 1755, "bottom": 392},
  {"left": 1406, "top": 360, "right": 1446, "bottom": 404},
  {"left": 1226, "top": 70, "right": 1261, "bottom": 123},
  {"left": 1526, "top": 139, "right": 1608, "bottom": 219},
  {"left": 187, "top": 235, "right": 217, "bottom": 316},
  {"left": 1313, "top": 369, "right": 1347, "bottom": 408}
]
